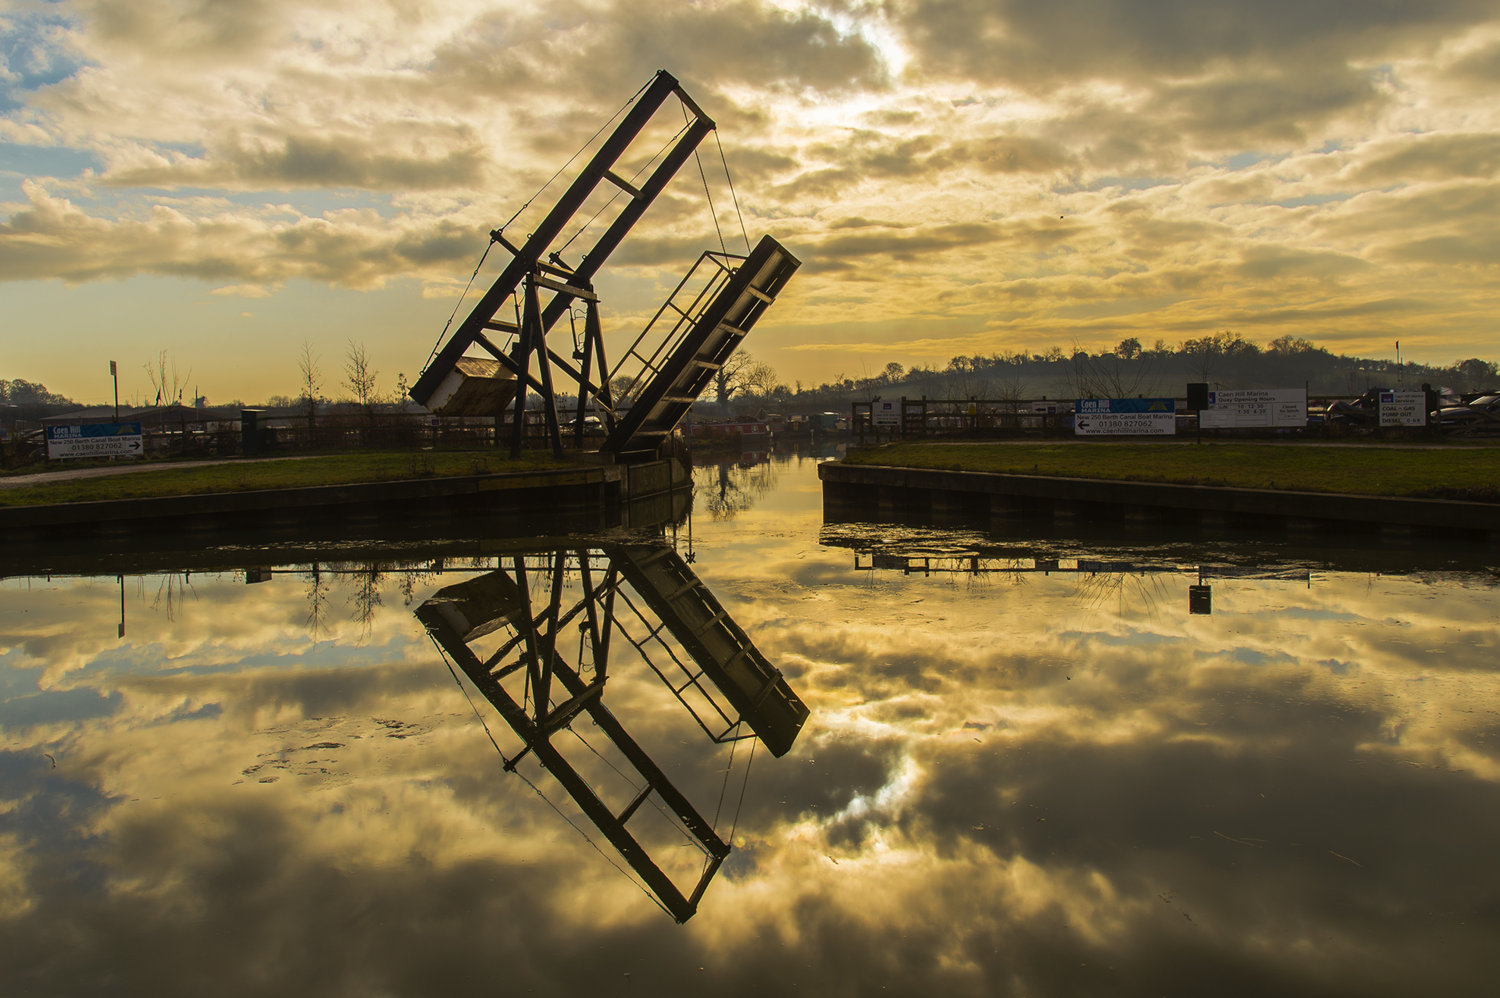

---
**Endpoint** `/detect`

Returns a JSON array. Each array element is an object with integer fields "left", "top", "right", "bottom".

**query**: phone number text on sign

[{"left": 1074, "top": 399, "right": 1176, "bottom": 436}]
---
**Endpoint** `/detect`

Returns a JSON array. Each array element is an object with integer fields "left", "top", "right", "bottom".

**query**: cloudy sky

[{"left": 4, "top": 0, "right": 1499, "bottom": 405}]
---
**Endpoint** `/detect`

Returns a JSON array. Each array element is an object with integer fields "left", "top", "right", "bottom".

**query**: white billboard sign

[
  {"left": 1378, "top": 390, "right": 1426, "bottom": 427},
  {"left": 1200, "top": 388, "right": 1308, "bottom": 429},
  {"left": 46, "top": 422, "right": 145, "bottom": 460},
  {"left": 1074, "top": 398, "right": 1176, "bottom": 436}
]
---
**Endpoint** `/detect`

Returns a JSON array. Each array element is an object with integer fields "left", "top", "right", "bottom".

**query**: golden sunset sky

[{"left": 3, "top": 0, "right": 1499, "bottom": 404}]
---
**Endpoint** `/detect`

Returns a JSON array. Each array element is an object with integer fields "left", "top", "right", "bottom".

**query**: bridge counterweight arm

[{"left": 412, "top": 70, "right": 714, "bottom": 409}]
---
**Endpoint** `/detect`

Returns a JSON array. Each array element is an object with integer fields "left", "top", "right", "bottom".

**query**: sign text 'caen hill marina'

[
  {"left": 44, "top": 421, "right": 145, "bottom": 460},
  {"left": 1073, "top": 398, "right": 1177, "bottom": 435}
]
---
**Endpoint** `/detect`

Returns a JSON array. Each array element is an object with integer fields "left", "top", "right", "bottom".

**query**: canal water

[{"left": 3, "top": 451, "right": 1499, "bottom": 996}]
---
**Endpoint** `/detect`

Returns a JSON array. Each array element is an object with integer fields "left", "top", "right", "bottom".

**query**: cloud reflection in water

[{"left": 2, "top": 456, "right": 1499, "bottom": 995}]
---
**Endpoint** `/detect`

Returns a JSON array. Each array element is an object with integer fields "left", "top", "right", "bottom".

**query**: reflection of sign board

[
  {"left": 871, "top": 400, "right": 900, "bottom": 427},
  {"left": 1074, "top": 398, "right": 1176, "bottom": 436},
  {"left": 46, "top": 422, "right": 144, "bottom": 460},
  {"left": 1200, "top": 388, "right": 1308, "bottom": 429},
  {"left": 1379, "top": 390, "right": 1426, "bottom": 427}
]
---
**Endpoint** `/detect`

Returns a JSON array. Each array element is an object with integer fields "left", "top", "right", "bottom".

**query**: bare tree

[
  {"left": 344, "top": 340, "right": 378, "bottom": 416},
  {"left": 714, "top": 351, "right": 777, "bottom": 411},
  {"left": 1069, "top": 342, "right": 1159, "bottom": 399},
  {"left": 298, "top": 340, "right": 323, "bottom": 400},
  {"left": 144, "top": 350, "right": 191, "bottom": 407},
  {"left": 743, "top": 359, "right": 778, "bottom": 397},
  {"left": 948, "top": 372, "right": 994, "bottom": 400},
  {"left": 297, "top": 339, "right": 323, "bottom": 441}
]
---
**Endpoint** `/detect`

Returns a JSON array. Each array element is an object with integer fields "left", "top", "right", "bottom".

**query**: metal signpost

[
  {"left": 1378, "top": 390, "right": 1426, "bottom": 427},
  {"left": 1199, "top": 388, "right": 1308, "bottom": 429},
  {"left": 46, "top": 422, "right": 144, "bottom": 460},
  {"left": 1074, "top": 398, "right": 1176, "bottom": 436}
]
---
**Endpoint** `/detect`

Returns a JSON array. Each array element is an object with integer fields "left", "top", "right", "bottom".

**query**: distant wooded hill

[
  {"left": 775, "top": 333, "right": 1498, "bottom": 411},
  {"left": 0, "top": 379, "right": 78, "bottom": 419},
  {"left": 9, "top": 331, "right": 1498, "bottom": 421}
]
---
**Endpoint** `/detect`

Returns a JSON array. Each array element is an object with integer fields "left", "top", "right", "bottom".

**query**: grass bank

[
  {"left": 841, "top": 441, "right": 1500, "bottom": 503},
  {"left": 0, "top": 451, "right": 579, "bottom": 507}
]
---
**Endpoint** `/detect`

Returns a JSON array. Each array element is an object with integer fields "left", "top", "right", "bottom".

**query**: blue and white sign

[
  {"left": 871, "top": 400, "right": 900, "bottom": 427},
  {"left": 46, "top": 421, "right": 145, "bottom": 460},
  {"left": 1378, "top": 390, "right": 1426, "bottom": 427},
  {"left": 1074, "top": 398, "right": 1176, "bottom": 436}
]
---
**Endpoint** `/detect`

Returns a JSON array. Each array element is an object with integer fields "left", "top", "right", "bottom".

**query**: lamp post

[{"left": 110, "top": 360, "right": 119, "bottom": 421}]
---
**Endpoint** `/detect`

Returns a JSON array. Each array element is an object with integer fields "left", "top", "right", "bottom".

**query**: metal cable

[
  {"left": 557, "top": 120, "right": 691, "bottom": 255},
  {"left": 700, "top": 719, "right": 743, "bottom": 882},
  {"left": 687, "top": 103, "right": 725, "bottom": 252},
  {"left": 509, "top": 760, "right": 676, "bottom": 920},
  {"left": 423, "top": 74, "right": 653, "bottom": 373},
  {"left": 727, "top": 736, "right": 757, "bottom": 846},
  {"left": 709, "top": 720, "right": 742, "bottom": 831},
  {"left": 432, "top": 633, "right": 508, "bottom": 759},
  {"left": 496, "top": 76, "right": 652, "bottom": 237},
  {"left": 566, "top": 725, "right": 695, "bottom": 839},
  {"left": 424, "top": 239, "right": 494, "bottom": 370},
  {"left": 714, "top": 130, "right": 751, "bottom": 253},
  {"left": 432, "top": 633, "right": 674, "bottom": 919}
]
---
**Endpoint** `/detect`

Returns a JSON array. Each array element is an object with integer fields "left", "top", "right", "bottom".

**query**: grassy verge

[
  {"left": 841, "top": 441, "right": 1500, "bottom": 502},
  {"left": 0, "top": 451, "right": 581, "bottom": 507}
]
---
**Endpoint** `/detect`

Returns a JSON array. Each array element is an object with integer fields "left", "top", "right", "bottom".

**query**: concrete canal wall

[
  {"left": 1, "top": 459, "right": 689, "bottom": 547},
  {"left": 820, "top": 462, "right": 1500, "bottom": 539}
]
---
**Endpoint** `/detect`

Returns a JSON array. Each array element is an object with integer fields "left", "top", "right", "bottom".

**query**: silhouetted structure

[
  {"left": 411, "top": 70, "right": 799, "bottom": 461},
  {"left": 417, "top": 541, "right": 806, "bottom": 921}
]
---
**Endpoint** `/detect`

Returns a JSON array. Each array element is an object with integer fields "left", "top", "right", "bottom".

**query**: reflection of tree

[
  {"left": 1073, "top": 570, "right": 1173, "bottom": 620},
  {"left": 399, "top": 562, "right": 443, "bottom": 607},
  {"left": 301, "top": 559, "right": 453, "bottom": 635},
  {"left": 347, "top": 563, "right": 386, "bottom": 630},
  {"left": 150, "top": 572, "right": 197, "bottom": 621},
  {"left": 697, "top": 459, "right": 779, "bottom": 520},
  {"left": 304, "top": 562, "right": 331, "bottom": 639}
]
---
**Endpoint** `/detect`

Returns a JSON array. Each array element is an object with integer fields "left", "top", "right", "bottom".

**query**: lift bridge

[
  {"left": 416, "top": 541, "right": 807, "bottom": 922},
  {"left": 410, "top": 70, "right": 800, "bottom": 462}
]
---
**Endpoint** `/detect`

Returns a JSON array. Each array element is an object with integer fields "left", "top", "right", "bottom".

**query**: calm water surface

[{"left": 3, "top": 453, "right": 1500, "bottom": 996}]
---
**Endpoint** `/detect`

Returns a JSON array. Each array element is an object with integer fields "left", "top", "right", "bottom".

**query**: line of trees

[
  {"left": 1, "top": 379, "right": 78, "bottom": 422},
  {"left": 262, "top": 339, "right": 408, "bottom": 415},
  {"left": 770, "top": 333, "right": 1499, "bottom": 412},
  {"left": 10, "top": 331, "right": 1498, "bottom": 425}
]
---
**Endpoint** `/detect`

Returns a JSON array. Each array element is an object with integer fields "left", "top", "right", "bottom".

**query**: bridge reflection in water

[
  {"left": 820, "top": 532, "right": 1315, "bottom": 616},
  {"left": 417, "top": 541, "right": 807, "bottom": 922}
]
